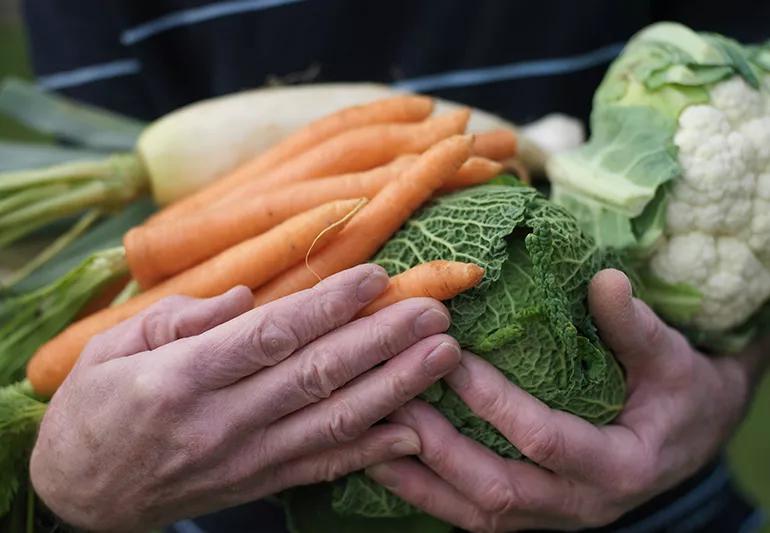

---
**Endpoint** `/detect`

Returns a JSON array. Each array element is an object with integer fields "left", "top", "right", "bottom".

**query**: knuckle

[
  {"left": 131, "top": 370, "right": 179, "bottom": 410},
  {"left": 297, "top": 352, "right": 339, "bottom": 402},
  {"left": 373, "top": 321, "right": 403, "bottom": 358},
  {"left": 315, "top": 288, "right": 352, "bottom": 326},
  {"left": 424, "top": 439, "right": 451, "bottom": 471},
  {"left": 251, "top": 313, "right": 299, "bottom": 366},
  {"left": 476, "top": 478, "right": 518, "bottom": 515},
  {"left": 324, "top": 397, "right": 365, "bottom": 444},
  {"left": 475, "top": 388, "right": 506, "bottom": 419},
  {"left": 518, "top": 422, "right": 563, "bottom": 466},
  {"left": 137, "top": 309, "right": 174, "bottom": 348},
  {"left": 313, "top": 457, "right": 350, "bottom": 482},
  {"left": 388, "top": 372, "right": 415, "bottom": 405}
]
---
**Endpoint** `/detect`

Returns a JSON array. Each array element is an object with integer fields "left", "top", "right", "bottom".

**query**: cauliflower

[{"left": 547, "top": 22, "right": 770, "bottom": 347}]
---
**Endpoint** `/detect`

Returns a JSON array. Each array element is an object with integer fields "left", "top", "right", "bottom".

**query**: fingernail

[
  {"left": 390, "top": 436, "right": 421, "bottom": 455},
  {"left": 444, "top": 359, "right": 470, "bottom": 390},
  {"left": 365, "top": 464, "right": 400, "bottom": 489},
  {"left": 423, "top": 341, "right": 462, "bottom": 378},
  {"left": 414, "top": 308, "right": 450, "bottom": 337},
  {"left": 357, "top": 269, "right": 389, "bottom": 303}
]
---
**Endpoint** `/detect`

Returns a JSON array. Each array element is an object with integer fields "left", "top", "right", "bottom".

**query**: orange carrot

[
  {"left": 127, "top": 154, "right": 498, "bottom": 288},
  {"left": 252, "top": 134, "right": 474, "bottom": 306},
  {"left": 357, "top": 261, "right": 485, "bottom": 317},
  {"left": 441, "top": 157, "right": 502, "bottom": 192},
  {"left": 27, "top": 198, "right": 365, "bottom": 397},
  {"left": 147, "top": 95, "right": 433, "bottom": 226},
  {"left": 211, "top": 109, "right": 471, "bottom": 208},
  {"left": 125, "top": 157, "right": 416, "bottom": 288},
  {"left": 473, "top": 129, "right": 518, "bottom": 161}
]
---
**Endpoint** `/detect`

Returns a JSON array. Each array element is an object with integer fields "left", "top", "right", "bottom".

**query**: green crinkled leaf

[
  {"left": 328, "top": 185, "right": 626, "bottom": 520},
  {"left": 332, "top": 475, "right": 418, "bottom": 518}
]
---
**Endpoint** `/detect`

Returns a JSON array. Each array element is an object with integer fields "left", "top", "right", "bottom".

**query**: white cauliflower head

[
  {"left": 547, "top": 23, "right": 770, "bottom": 341},
  {"left": 651, "top": 75, "right": 770, "bottom": 331}
]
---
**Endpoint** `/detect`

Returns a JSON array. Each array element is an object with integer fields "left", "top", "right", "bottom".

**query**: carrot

[
  {"left": 211, "top": 109, "right": 471, "bottom": 208},
  {"left": 473, "top": 129, "right": 518, "bottom": 161},
  {"left": 357, "top": 261, "right": 485, "bottom": 317},
  {"left": 127, "top": 154, "right": 499, "bottom": 288},
  {"left": 26, "top": 198, "right": 365, "bottom": 397},
  {"left": 125, "top": 157, "right": 416, "bottom": 288},
  {"left": 252, "top": 134, "right": 474, "bottom": 306},
  {"left": 147, "top": 95, "right": 433, "bottom": 225},
  {"left": 441, "top": 157, "right": 502, "bottom": 192}
]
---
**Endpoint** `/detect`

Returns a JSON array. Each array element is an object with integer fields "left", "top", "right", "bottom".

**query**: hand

[
  {"left": 30, "top": 264, "right": 462, "bottom": 531},
  {"left": 365, "top": 269, "right": 761, "bottom": 532}
]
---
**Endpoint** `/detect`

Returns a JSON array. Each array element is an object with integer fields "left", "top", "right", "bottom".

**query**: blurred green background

[{"left": 0, "top": 0, "right": 767, "bottom": 528}]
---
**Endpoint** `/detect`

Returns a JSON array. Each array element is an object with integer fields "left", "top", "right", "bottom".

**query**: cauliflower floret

[
  {"left": 652, "top": 75, "right": 770, "bottom": 331},
  {"left": 651, "top": 234, "right": 770, "bottom": 331},
  {"left": 739, "top": 117, "right": 770, "bottom": 168},
  {"left": 709, "top": 76, "right": 765, "bottom": 126},
  {"left": 669, "top": 105, "right": 756, "bottom": 234}
]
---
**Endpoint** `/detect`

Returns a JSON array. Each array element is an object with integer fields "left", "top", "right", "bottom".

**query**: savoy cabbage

[{"left": 286, "top": 183, "right": 627, "bottom": 529}]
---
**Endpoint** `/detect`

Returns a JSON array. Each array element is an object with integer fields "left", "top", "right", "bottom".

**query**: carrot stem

[
  {"left": 0, "top": 154, "right": 144, "bottom": 192},
  {"left": 2, "top": 209, "right": 101, "bottom": 288},
  {"left": 0, "top": 183, "right": 70, "bottom": 217}
]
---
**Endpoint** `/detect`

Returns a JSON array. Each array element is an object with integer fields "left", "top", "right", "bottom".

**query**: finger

[
  {"left": 179, "top": 264, "right": 390, "bottom": 389},
  {"left": 365, "top": 458, "right": 496, "bottom": 532},
  {"left": 391, "top": 400, "right": 569, "bottom": 515},
  {"left": 86, "top": 286, "right": 253, "bottom": 363},
  {"left": 273, "top": 424, "right": 422, "bottom": 490},
  {"left": 264, "top": 335, "right": 461, "bottom": 464},
  {"left": 216, "top": 298, "right": 451, "bottom": 426},
  {"left": 444, "top": 351, "right": 614, "bottom": 479},
  {"left": 588, "top": 269, "right": 689, "bottom": 375},
  {"left": 367, "top": 458, "right": 591, "bottom": 532}
]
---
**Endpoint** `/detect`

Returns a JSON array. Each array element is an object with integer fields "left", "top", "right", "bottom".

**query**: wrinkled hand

[
  {"left": 31, "top": 265, "right": 462, "bottom": 531},
  {"left": 366, "top": 269, "right": 759, "bottom": 532}
]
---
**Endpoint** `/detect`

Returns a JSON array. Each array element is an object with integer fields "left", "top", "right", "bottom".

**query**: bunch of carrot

[{"left": 26, "top": 95, "right": 517, "bottom": 397}]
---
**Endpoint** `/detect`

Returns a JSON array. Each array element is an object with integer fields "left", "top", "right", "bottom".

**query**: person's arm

[
  {"left": 365, "top": 268, "right": 768, "bottom": 532},
  {"left": 30, "top": 264, "right": 461, "bottom": 531}
]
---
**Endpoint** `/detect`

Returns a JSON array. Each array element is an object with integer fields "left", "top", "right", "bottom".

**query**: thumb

[
  {"left": 588, "top": 269, "right": 684, "bottom": 375},
  {"left": 86, "top": 286, "right": 254, "bottom": 362}
]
